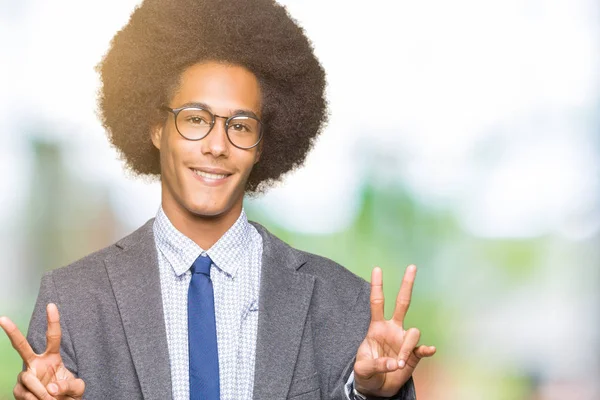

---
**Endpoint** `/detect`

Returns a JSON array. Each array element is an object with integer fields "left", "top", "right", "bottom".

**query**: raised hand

[
  {"left": 0, "top": 303, "right": 85, "bottom": 400},
  {"left": 353, "top": 265, "right": 436, "bottom": 397}
]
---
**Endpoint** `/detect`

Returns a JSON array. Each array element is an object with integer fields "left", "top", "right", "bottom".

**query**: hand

[
  {"left": 353, "top": 265, "right": 436, "bottom": 397},
  {"left": 0, "top": 303, "right": 85, "bottom": 400}
]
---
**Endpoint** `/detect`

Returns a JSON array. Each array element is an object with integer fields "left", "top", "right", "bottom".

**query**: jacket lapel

[
  {"left": 251, "top": 223, "right": 316, "bottom": 400},
  {"left": 103, "top": 220, "right": 173, "bottom": 400}
]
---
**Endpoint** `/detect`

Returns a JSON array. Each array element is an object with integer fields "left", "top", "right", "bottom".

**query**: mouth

[{"left": 190, "top": 167, "right": 233, "bottom": 185}]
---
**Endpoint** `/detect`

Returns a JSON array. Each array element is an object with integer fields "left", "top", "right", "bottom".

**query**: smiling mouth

[{"left": 191, "top": 168, "right": 232, "bottom": 180}]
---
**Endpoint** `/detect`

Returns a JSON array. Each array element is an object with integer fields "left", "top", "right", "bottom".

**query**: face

[{"left": 152, "top": 62, "right": 262, "bottom": 223}]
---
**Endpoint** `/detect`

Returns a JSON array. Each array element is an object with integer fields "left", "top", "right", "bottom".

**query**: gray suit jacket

[{"left": 26, "top": 220, "right": 416, "bottom": 399}]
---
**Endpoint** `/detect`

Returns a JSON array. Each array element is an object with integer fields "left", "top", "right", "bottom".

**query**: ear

[{"left": 151, "top": 124, "right": 163, "bottom": 150}]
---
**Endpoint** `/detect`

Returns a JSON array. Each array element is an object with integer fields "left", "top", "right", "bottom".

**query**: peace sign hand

[
  {"left": 353, "top": 265, "right": 436, "bottom": 398},
  {"left": 0, "top": 303, "right": 85, "bottom": 400}
]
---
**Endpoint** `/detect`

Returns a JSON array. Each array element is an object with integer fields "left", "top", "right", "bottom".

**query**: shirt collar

[{"left": 153, "top": 206, "right": 252, "bottom": 278}]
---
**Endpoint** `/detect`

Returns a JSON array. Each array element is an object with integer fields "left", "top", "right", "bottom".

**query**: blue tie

[{"left": 188, "top": 254, "right": 220, "bottom": 400}]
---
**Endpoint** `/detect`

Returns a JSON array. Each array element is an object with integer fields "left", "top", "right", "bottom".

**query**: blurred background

[{"left": 0, "top": 0, "right": 598, "bottom": 398}]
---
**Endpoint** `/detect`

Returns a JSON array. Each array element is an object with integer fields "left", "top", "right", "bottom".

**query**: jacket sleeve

[{"left": 26, "top": 271, "right": 79, "bottom": 375}]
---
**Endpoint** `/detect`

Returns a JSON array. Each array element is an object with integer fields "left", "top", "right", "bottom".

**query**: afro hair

[{"left": 96, "top": 0, "right": 327, "bottom": 193}]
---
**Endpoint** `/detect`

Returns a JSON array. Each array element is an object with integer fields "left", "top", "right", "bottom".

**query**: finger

[
  {"left": 370, "top": 267, "right": 385, "bottom": 322},
  {"left": 392, "top": 264, "right": 416, "bottom": 324},
  {"left": 20, "top": 391, "right": 41, "bottom": 400},
  {"left": 47, "top": 378, "right": 85, "bottom": 397},
  {"left": 13, "top": 383, "right": 39, "bottom": 400},
  {"left": 0, "top": 316, "right": 36, "bottom": 364},
  {"left": 19, "top": 370, "right": 57, "bottom": 400},
  {"left": 45, "top": 304, "right": 62, "bottom": 354},
  {"left": 406, "top": 345, "right": 437, "bottom": 369},
  {"left": 414, "top": 345, "right": 436, "bottom": 359},
  {"left": 354, "top": 356, "right": 398, "bottom": 380},
  {"left": 397, "top": 328, "right": 420, "bottom": 368},
  {"left": 13, "top": 378, "right": 30, "bottom": 400}
]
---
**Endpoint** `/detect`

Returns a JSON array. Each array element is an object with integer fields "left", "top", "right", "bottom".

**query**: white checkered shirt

[{"left": 153, "top": 207, "right": 263, "bottom": 400}]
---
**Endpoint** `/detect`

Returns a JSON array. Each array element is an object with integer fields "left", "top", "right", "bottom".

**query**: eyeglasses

[{"left": 160, "top": 105, "right": 263, "bottom": 149}]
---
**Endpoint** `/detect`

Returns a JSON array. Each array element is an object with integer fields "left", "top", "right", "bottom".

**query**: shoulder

[
  {"left": 250, "top": 221, "right": 370, "bottom": 308},
  {"left": 298, "top": 249, "right": 369, "bottom": 299},
  {"left": 48, "top": 219, "right": 155, "bottom": 284}
]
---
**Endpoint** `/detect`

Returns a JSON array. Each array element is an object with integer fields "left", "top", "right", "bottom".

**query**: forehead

[{"left": 172, "top": 62, "right": 262, "bottom": 115}]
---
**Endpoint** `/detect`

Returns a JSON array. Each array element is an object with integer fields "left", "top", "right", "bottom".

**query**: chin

[
  {"left": 185, "top": 205, "right": 224, "bottom": 219},
  {"left": 184, "top": 200, "right": 234, "bottom": 219}
]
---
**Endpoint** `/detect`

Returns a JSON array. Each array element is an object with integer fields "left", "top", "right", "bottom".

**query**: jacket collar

[
  {"left": 105, "top": 219, "right": 173, "bottom": 400},
  {"left": 250, "top": 222, "right": 316, "bottom": 399}
]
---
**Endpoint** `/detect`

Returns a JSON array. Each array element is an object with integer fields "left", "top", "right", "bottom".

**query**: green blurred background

[{"left": 0, "top": 0, "right": 598, "bottom": 399}]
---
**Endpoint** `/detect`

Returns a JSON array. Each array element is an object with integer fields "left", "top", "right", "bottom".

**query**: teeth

[{"left": 193, "top": 169, "right": 228, "bottom": 180}]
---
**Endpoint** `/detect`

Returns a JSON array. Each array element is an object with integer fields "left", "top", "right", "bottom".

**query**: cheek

[
  {"left": 163, "top": 133, "right": 190, "bottom": 168},
  {"left": 160, "top": 136, "right": 192, "bottom": 195},
  {"left": 238, "top": 152, "right": 259, "bottom": 179}
]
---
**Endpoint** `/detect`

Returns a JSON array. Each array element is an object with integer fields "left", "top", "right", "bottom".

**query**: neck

[{"left": 161, "top": 200, "right": 242, "bottom": 250}]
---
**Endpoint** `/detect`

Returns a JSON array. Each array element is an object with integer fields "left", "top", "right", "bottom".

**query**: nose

[{"left": 201, "top": 116, "right": 229, "bottom": 158}]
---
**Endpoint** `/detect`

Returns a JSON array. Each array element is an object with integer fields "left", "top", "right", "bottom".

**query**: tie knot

[{"left": 191, "top": 254, "right": 212, "bottom": 276}]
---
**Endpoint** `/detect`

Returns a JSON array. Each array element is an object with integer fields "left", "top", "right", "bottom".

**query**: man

[{"left": 0, "top": 0, "right": 435, "bottom": 399}]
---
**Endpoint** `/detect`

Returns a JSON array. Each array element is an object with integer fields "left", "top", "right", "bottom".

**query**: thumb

[
  {"left": 47, "top": 378, "right": 85, "bottom": 398},
  {"left": 354, "top": 356, "right": 398, "bottom": 380}
]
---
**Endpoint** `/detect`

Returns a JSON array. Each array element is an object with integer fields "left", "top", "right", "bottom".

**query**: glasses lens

[
  {"left": 227, "top": 116, "right": 262, "bottom": 148},
  {"left": 176, "top": 108, "right": 213, "bottom": 140}
]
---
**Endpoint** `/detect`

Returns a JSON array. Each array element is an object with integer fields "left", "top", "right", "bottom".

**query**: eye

[
  {"left": 186, "top": 115, "right": 210, "bottom": 125},
  {"left": 230, "top": 122, "right": 250, "bottom": 132},
  {"left": 178, "top": 108, "right": 213, "bottom": 128}
]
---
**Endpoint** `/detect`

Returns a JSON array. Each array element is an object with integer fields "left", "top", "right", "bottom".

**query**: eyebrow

[{"left": 177, "top": 101, "right": 260, "bottom": 119}]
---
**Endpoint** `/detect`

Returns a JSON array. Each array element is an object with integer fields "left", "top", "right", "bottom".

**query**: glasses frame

[{"left": 160, "top": 105, "right": 263, "bottom": 150}]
